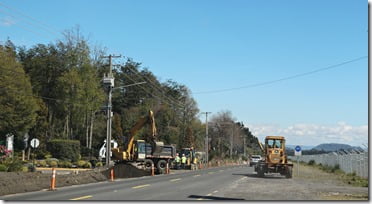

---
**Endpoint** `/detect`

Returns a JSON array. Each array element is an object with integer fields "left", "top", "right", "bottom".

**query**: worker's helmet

[
  {"left": 176, "top": 153, "right": 179, "bottom": 156},
  {"left": 182, "top": 154, "right": 185, "bottom": 156}
]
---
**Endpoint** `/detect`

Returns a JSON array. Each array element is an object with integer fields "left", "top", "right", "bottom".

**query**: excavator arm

[{"left": 118, "top": 110, "right": 163, "bottom": 160}]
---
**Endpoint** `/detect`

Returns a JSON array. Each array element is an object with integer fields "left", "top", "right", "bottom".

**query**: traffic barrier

[
  {"left": 110, "top": 168, "right": 114, "bottom": 181},
  {"left": 151, "top": 163, "right": 155, "bottom": 176},
  {"left": 49, "top": 168, "right": 56, "bottom": 191}
]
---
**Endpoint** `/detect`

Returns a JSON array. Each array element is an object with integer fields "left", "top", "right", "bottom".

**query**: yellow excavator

[
  {"left": 254, "top": 136, "right": 293, "bottom": 178},
  {"left": 111, "top": 110, "right": 176, "bottom": 174}
]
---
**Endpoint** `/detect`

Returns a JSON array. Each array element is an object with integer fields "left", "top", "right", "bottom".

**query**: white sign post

[
  {"left": 294, "top": 145, "right": 301, "bottom": 176},
  {"left": 6, "top": 134, "right": 14, "bottom": 158},
  {"left": 30, "top": 138, "right": 40, "bottom": 168}
]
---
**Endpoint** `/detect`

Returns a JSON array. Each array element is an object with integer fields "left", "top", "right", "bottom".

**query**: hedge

[{"left": 47, "top": 139, "right": 80, "bottom": 162}]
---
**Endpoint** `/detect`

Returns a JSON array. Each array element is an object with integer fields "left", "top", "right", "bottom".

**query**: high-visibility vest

[
  {"left": 181, "top": 156, "right": 187, "bottom": 164},
  {"left": 175, "top": 156, "right": 180, "bottom": 163}
]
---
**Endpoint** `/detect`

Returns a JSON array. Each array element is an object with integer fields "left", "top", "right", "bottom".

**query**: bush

[
  {"left": 21, "top": 166, "right": 29, "bottom": 172},
  {"left": 46, "top": 158, "right": 59, "bottom": 167},
  {"left": 95, "top": 162, "right": 103, "bottom": 167},
  {"left": 83, "top": 161, "right": 92, "bottom": 168},
  {"left": 35, "top": 149, "right": 51, "bottom": 160},
  {"left": 6, "top": 158, "right": 24, "bottom": 172},
  {"left": 0, "top": 164, "right": 7, "bottom": 172},
  {"left": 37, "top": 160, "right": 47, "bottom": 167},
  {"left": 76, "top": 160, "right": 86, "bottom": 168},
  {"left": 47, "top": 139, "right": 80, "bottom": 162},
  {"left": 308, "top": 160, "right": 315, "bottom": 165},
  {"left": 59, "top": 160, "right": 72, "bottom": 168}
]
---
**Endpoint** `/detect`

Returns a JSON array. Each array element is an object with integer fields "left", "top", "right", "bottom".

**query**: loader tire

[
  {"left": 257, "top": 165, "right": 265, "bottom": 177},
  {"left": 286, "top": 166, "right": 293, "bottom": 178},
  {"left": 144, "top": 159, "right": 154, "bottom": 171},
  {"left": 156, "top": 160, "right": 167, "bottom": 174}
]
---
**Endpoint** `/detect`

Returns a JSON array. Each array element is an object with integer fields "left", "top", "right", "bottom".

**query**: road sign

[
  {"left": 294, "top": 145, "right": 302, "bottom": 156},
  {"left": 30, "top": 138, "right": 40, "bottom": 148}
]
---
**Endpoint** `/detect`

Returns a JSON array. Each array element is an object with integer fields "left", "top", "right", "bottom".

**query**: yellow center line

[
  {"left": 197, "top": 198, "right": 204, "bottom": 200},
  {"left": 193, "top": 174, "right": 201, "bottom": 177},
  {"left": 206, "top": 193, "right": 212, "bottom": 196},
  {"left": 170, "top": 178, "right": 182, "bottom": 182},
  {"left": 132, "top": 184, "right": 150, "bottom": 189},
  {"left": 70, "top": 195, "right": 92, "bottom": 200}
]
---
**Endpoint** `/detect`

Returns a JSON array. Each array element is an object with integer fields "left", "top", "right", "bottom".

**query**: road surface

[
  {"left": 2, "top": 165, "right": 249, "bottom": 201},
  {"left": 1, "top": 163, "right": 367, "bottom": 200}
]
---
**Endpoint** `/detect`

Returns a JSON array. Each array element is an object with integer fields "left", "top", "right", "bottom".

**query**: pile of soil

[{"left": 0, "top": 164, "right": 150, "bottom": 196}]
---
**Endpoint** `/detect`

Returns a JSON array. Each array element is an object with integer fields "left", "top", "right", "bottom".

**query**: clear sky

[{"left": 0, "top": 0, "right": 368, "bottom": 146}]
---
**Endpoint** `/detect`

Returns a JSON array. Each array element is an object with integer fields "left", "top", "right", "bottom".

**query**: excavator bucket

[{"left": 151, "top": 141, "right": 164, "bottom": 154}]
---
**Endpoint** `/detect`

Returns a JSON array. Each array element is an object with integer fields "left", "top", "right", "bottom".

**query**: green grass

[{"left": 304, "top": 161, "right": 368, "bottom": 187}]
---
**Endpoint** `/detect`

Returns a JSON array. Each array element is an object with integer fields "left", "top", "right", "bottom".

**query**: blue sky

[{"left": 0, "top": 0, "right": 368, "bottom": 146}]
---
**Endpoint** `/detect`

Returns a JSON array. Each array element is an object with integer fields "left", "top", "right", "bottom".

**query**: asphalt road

[{"left": 1, "top": 165, "right": 250, "bottom": 201}]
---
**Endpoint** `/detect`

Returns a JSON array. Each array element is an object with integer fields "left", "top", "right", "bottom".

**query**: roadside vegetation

[{"left": 304, "top": 160, "right": 368, "bottom": 187}]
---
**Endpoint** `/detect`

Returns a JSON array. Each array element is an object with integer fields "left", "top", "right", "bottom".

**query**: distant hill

[{"left": 312, "top": 143, "right": 352, "bottom": 152}]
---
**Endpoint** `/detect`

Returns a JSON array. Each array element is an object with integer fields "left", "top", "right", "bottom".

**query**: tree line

[{"left": 0, "top": 29, "right": 261, "bottom": 161}]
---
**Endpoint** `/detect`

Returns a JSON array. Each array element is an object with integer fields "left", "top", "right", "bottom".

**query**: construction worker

[
  {"left": 181, "top": 153, "right": 187, "bottom": 169},
  {"left": 175, "top": 153, "right": 180, "bottom": 169}
]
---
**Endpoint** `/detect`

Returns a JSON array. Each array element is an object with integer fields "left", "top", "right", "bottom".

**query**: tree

[{"left": 0, "top": 42, "right": 38, "bottom": 144}]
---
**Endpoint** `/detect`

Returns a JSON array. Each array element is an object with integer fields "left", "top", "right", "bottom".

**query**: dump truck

[
  {"left": 254, "top": 136, "right": 293, "bottom": 178},
  {"left": 111, "top": 110, "right": 176, "bottom": 174}
]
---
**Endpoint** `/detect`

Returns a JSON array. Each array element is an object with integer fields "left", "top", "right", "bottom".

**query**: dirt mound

[
  {"left": 0, "top": 164, "right": 150, "bottom": 196},
  {"left": 111, "top": 163, "right": 150, "bottom": 178}
]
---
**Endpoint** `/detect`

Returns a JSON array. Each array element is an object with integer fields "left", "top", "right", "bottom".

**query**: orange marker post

[
  {"left": 166, "top": 162, "right": 169, "bottom": 174},
  {"left": 151, "top": 163, "right": 155, "bottom": 176},
  {"left": 110, "top": 168, "right": 114, "bottom": 182},
  {"left": 50, "top": 168, "right": 56, "bottom": 191}
]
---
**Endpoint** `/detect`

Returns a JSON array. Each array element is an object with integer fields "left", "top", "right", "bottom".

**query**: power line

[
  {"left": 121, "top": 72, "right": 183, "bottom": 108},
  {"left": 125, "top": 66, "right": 185, "bottom": 108},
  {"left": 192, "top": 56, "right": 367, "bottom": 95},
  {"left": 0, "top": 2, "right": 61, "bottom": 36}
]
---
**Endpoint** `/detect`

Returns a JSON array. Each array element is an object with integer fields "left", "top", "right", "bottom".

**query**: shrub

[
  {"left": 7, "top": 158, "right": 24, "bottom": 172},
  {"left": 0, "top": 164, "right": 7, "bottom": 172},
  {"left": 83, "top": 161, "right": 92, "bottom": 168},
  {"left": 21, "top": 166, "right": 29, "bottom": 172},
  {"left": 95, "top": 162, "right": 103, "bottom": 167},
  {"left": 49, "top": 160, "right": 58, "bottom": 167},
  {"left": 47, "top": 139, "right": 80, "bottom": 162},
  {"left": 46, "top": 159, "right": 59, "bottom": 167},
  {"left": 76, "top": 160, "right": 86, "bottom": 168},
  {"left": 59, "top": 160, "right": 72, "bottom": 168},
  {"left": 37, "top": 160, "right": 47, "bottom": 167},
  {"left": 308, "top": 160, "right": 315, "bottom": 165}
]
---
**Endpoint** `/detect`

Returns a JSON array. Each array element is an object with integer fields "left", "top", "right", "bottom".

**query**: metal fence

[{"left": 289, "top": 150, "right": 368, "bottom": 179}]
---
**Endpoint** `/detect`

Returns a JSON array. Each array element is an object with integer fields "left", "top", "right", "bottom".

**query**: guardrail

[{"left": 289, "top": 150, "right": 368, "bottom": 179}]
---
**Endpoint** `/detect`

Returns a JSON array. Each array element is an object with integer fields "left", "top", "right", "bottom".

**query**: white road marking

[
  {"left": 170, "top": 178, "right": 182, "bottom": 182},
  {"left": 132, "top": 184, "right": 150, "bottom": 189},
  {"left": 70, "top": 195, "right": 92, "bottom": 200}
]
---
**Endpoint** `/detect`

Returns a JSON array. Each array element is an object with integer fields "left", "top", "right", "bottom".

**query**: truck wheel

[
  {"left": 257, "top": 165, "right": 265, "bottom": 177},
  {"left": 157, "top": 160, "right": 167, "bottom": 174},
  {"left": 144, "top": 159, "right": 154, "bottom": 171},
  {"left": 286, "top": 166, "right": 293, "bottom": 178}
]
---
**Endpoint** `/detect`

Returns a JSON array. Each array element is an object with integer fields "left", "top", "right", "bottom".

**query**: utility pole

[
  {"left": 241, "top": 121, "right": 246, "bottom": 158},
  {"left": 230, "top": 123, "right": 234, "bottom": 159},
  {"left": 102, "top": 54, "right": 121, "bottom": 167},
  {"left": 201, "top": 112, "right": 211, "bottom": 165}
]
